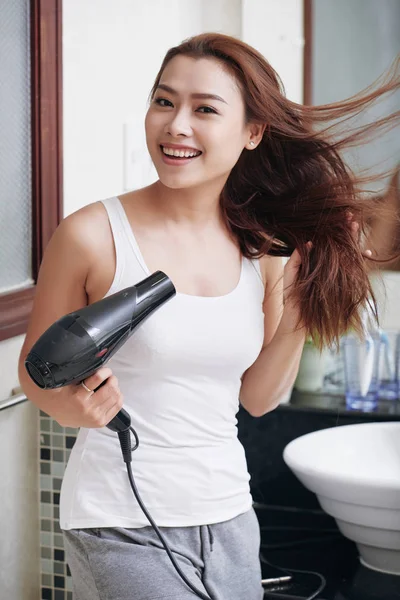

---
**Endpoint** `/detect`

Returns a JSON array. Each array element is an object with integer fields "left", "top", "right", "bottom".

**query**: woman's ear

[{"left": 246, "top": 122, "right": 266, "bottom": 149}]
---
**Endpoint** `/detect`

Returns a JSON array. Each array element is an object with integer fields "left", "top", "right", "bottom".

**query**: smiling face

[{"left": 145, "top": 55, "right": 257, "bottom": 191}]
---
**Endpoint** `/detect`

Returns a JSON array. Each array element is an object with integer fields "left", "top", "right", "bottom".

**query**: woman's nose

[{"left": 164, "top": 110, "right": 192, "bottom": 138}]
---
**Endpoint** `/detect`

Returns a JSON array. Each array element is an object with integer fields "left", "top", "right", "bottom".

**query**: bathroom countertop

[{"left": 280, "top": 389, "right": 400, "bottom": 420}]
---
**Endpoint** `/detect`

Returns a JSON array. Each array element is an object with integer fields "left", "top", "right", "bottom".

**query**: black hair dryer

[{"left": 25, "top": 271, "right": 176, "bottom": 432}]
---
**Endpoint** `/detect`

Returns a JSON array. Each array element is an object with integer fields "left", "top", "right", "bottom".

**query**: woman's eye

[
  {"left": 197, "top": 106, "right": 218, "bottom": 114},
  {"left": 154, "top": 97, "right": 173, "bottom": 107},
  {"left": 153, "top": 99, "right": 217, "bottom": 114}
]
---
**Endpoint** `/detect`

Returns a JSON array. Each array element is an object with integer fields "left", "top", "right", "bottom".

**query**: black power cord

[
  {"left": 118, "top": 427, "right": 213, "bottom": 600},
  {"left": 261, "top": 554, "right": 326, "bottom": 600},
  {"left": 117, "top": 436, "right": 328, "bottom": 600},
  {"left": 255, "top": 503, "right": 330, "bottom": 600}
]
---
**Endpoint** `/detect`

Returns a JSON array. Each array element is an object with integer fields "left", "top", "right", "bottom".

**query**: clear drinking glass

[
  {"left": 378, "top": 330, "right": 400, "bottom": 401},
  {"left": 341, "top": 333, "right": 381, "bottom": 411}
]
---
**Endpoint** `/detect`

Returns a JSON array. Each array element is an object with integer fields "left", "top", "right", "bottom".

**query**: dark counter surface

[
  {"left": 280, "top": 389, "right": 400, "bottom": 420},
  {"left": 237, "top": 389, "right": 400, "bottom": 511}
]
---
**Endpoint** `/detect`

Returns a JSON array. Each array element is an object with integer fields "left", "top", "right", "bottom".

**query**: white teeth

[{"left": 162, "top": 146, "right": 200, "bottom": 158}]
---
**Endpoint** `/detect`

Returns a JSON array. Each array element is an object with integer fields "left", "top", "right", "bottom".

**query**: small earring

[{"left": 249, "top": 141, "right": 255, "bottom": 147}]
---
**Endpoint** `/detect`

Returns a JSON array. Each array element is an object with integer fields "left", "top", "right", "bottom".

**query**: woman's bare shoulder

[
  {"left": 61, "top": 200, "right": 109, "bottom": 237},
  {"left": 57, "top": 199, "right": 118, "bottom": 261},
  {"left": 37, "top": 200, "right": 114, "bottom": 295}
]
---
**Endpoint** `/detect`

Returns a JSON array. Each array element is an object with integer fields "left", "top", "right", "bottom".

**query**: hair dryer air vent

[{"left": 25, "top": 352, "right": 55, "bottom": 389}]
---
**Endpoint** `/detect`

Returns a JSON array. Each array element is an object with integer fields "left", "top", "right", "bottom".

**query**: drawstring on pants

[{"left": 207, "top": 525, "right": 214, "bottom": 552}]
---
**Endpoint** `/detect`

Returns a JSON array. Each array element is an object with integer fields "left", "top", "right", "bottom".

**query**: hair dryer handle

[
  {"left": 106, "top": 408, "right": 131, "bottom": 433},
  {"left": 91, "top": 379, "right": 131, "bottom": 433}
]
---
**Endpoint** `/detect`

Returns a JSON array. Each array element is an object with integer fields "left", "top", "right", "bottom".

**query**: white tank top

[{"left": 60, "top": 196, "right": 265, "bottom": 530}]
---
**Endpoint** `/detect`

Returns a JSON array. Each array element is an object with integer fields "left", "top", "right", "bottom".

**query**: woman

[{"left": 19, "top": 33, "right": 399, "bottom": 600}]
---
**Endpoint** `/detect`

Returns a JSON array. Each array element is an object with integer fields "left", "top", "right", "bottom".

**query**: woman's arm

[
  {"left": 18, "top": 205, "right": 124, "bottom": 428},
  {"left": 239, "top": 254, "right": 306, "bottom": 417}
]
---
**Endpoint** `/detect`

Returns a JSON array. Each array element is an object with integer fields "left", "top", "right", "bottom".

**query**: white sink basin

[{"left": 283, "top": 421, "right": 400, "bottom": 575}]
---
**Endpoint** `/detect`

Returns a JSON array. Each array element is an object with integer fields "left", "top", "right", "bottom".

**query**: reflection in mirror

[
  {"left": 309, "top": 0, "right": 400, "bottom": 273},
  {"left": 366, "top": 165, "right": 400, "bottom": 271}
]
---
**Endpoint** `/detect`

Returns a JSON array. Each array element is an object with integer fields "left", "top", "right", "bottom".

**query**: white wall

[
  {"left": 242, "top": 0, "right": 304, "bottom": 104},
  {"left": 0, "top": 334, "right": 25, "bottom": 399},
  {"left": 0, "top": 400, "right": 40, "bottom": 599}
]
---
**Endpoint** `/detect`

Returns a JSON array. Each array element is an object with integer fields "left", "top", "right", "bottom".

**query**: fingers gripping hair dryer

[{"left": 24, "top": 271, "right": 176, "bottom": 432}]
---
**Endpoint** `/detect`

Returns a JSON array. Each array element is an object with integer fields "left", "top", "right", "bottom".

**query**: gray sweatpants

[{"left": 63, "top": 508, "right": 264, "bottom": 600}]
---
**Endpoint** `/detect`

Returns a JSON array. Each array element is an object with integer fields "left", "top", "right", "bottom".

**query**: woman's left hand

[{"left": 347, "top": 211, "right": 373, "bottom": 259}]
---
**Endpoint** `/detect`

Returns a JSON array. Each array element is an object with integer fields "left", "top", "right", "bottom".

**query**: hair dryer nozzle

[{"left": 130, "top": 271, "right": 176, "bottom": 331}]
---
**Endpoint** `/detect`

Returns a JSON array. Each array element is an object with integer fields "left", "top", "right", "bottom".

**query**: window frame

[
  {"left": 0, "top": 0, "right": 63, "bottom": 342},
  {"left": 303, "top": 0, "right": 312, "bottom": 106}
]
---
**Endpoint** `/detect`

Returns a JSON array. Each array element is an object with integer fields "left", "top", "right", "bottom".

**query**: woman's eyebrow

[{"left": 156, "top": 83, "right": 228, "bottom": 104}]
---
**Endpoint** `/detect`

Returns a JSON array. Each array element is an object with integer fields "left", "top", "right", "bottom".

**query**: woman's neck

[{"left": 149, "top": 180, "right": 225, "bottom": 227}]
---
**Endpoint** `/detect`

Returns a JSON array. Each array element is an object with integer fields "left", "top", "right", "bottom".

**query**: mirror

[
  {"left": 307, "top": 0, "right": 400, "bottom": 271},
  {"left": 288, "top": 0, "right": 400, "bottom": 409}
]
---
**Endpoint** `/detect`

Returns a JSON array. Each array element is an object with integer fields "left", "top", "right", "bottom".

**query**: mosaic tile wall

[{"left": 39, "top": 410, "right": 78, "bottom": 600}]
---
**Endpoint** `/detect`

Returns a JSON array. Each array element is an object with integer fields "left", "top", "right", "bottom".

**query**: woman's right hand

[{"left": 52, "top": 367, "right": 124, "bottom": 429}]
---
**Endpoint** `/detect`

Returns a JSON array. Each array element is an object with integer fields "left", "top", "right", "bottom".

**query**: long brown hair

[{"left": 150, "top": 33, "right": 400, "bottom": 348}]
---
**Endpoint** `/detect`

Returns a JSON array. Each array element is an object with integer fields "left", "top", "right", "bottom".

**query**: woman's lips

[{"left": 159, "top": 145, "right": 202, "bottom": 166}]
